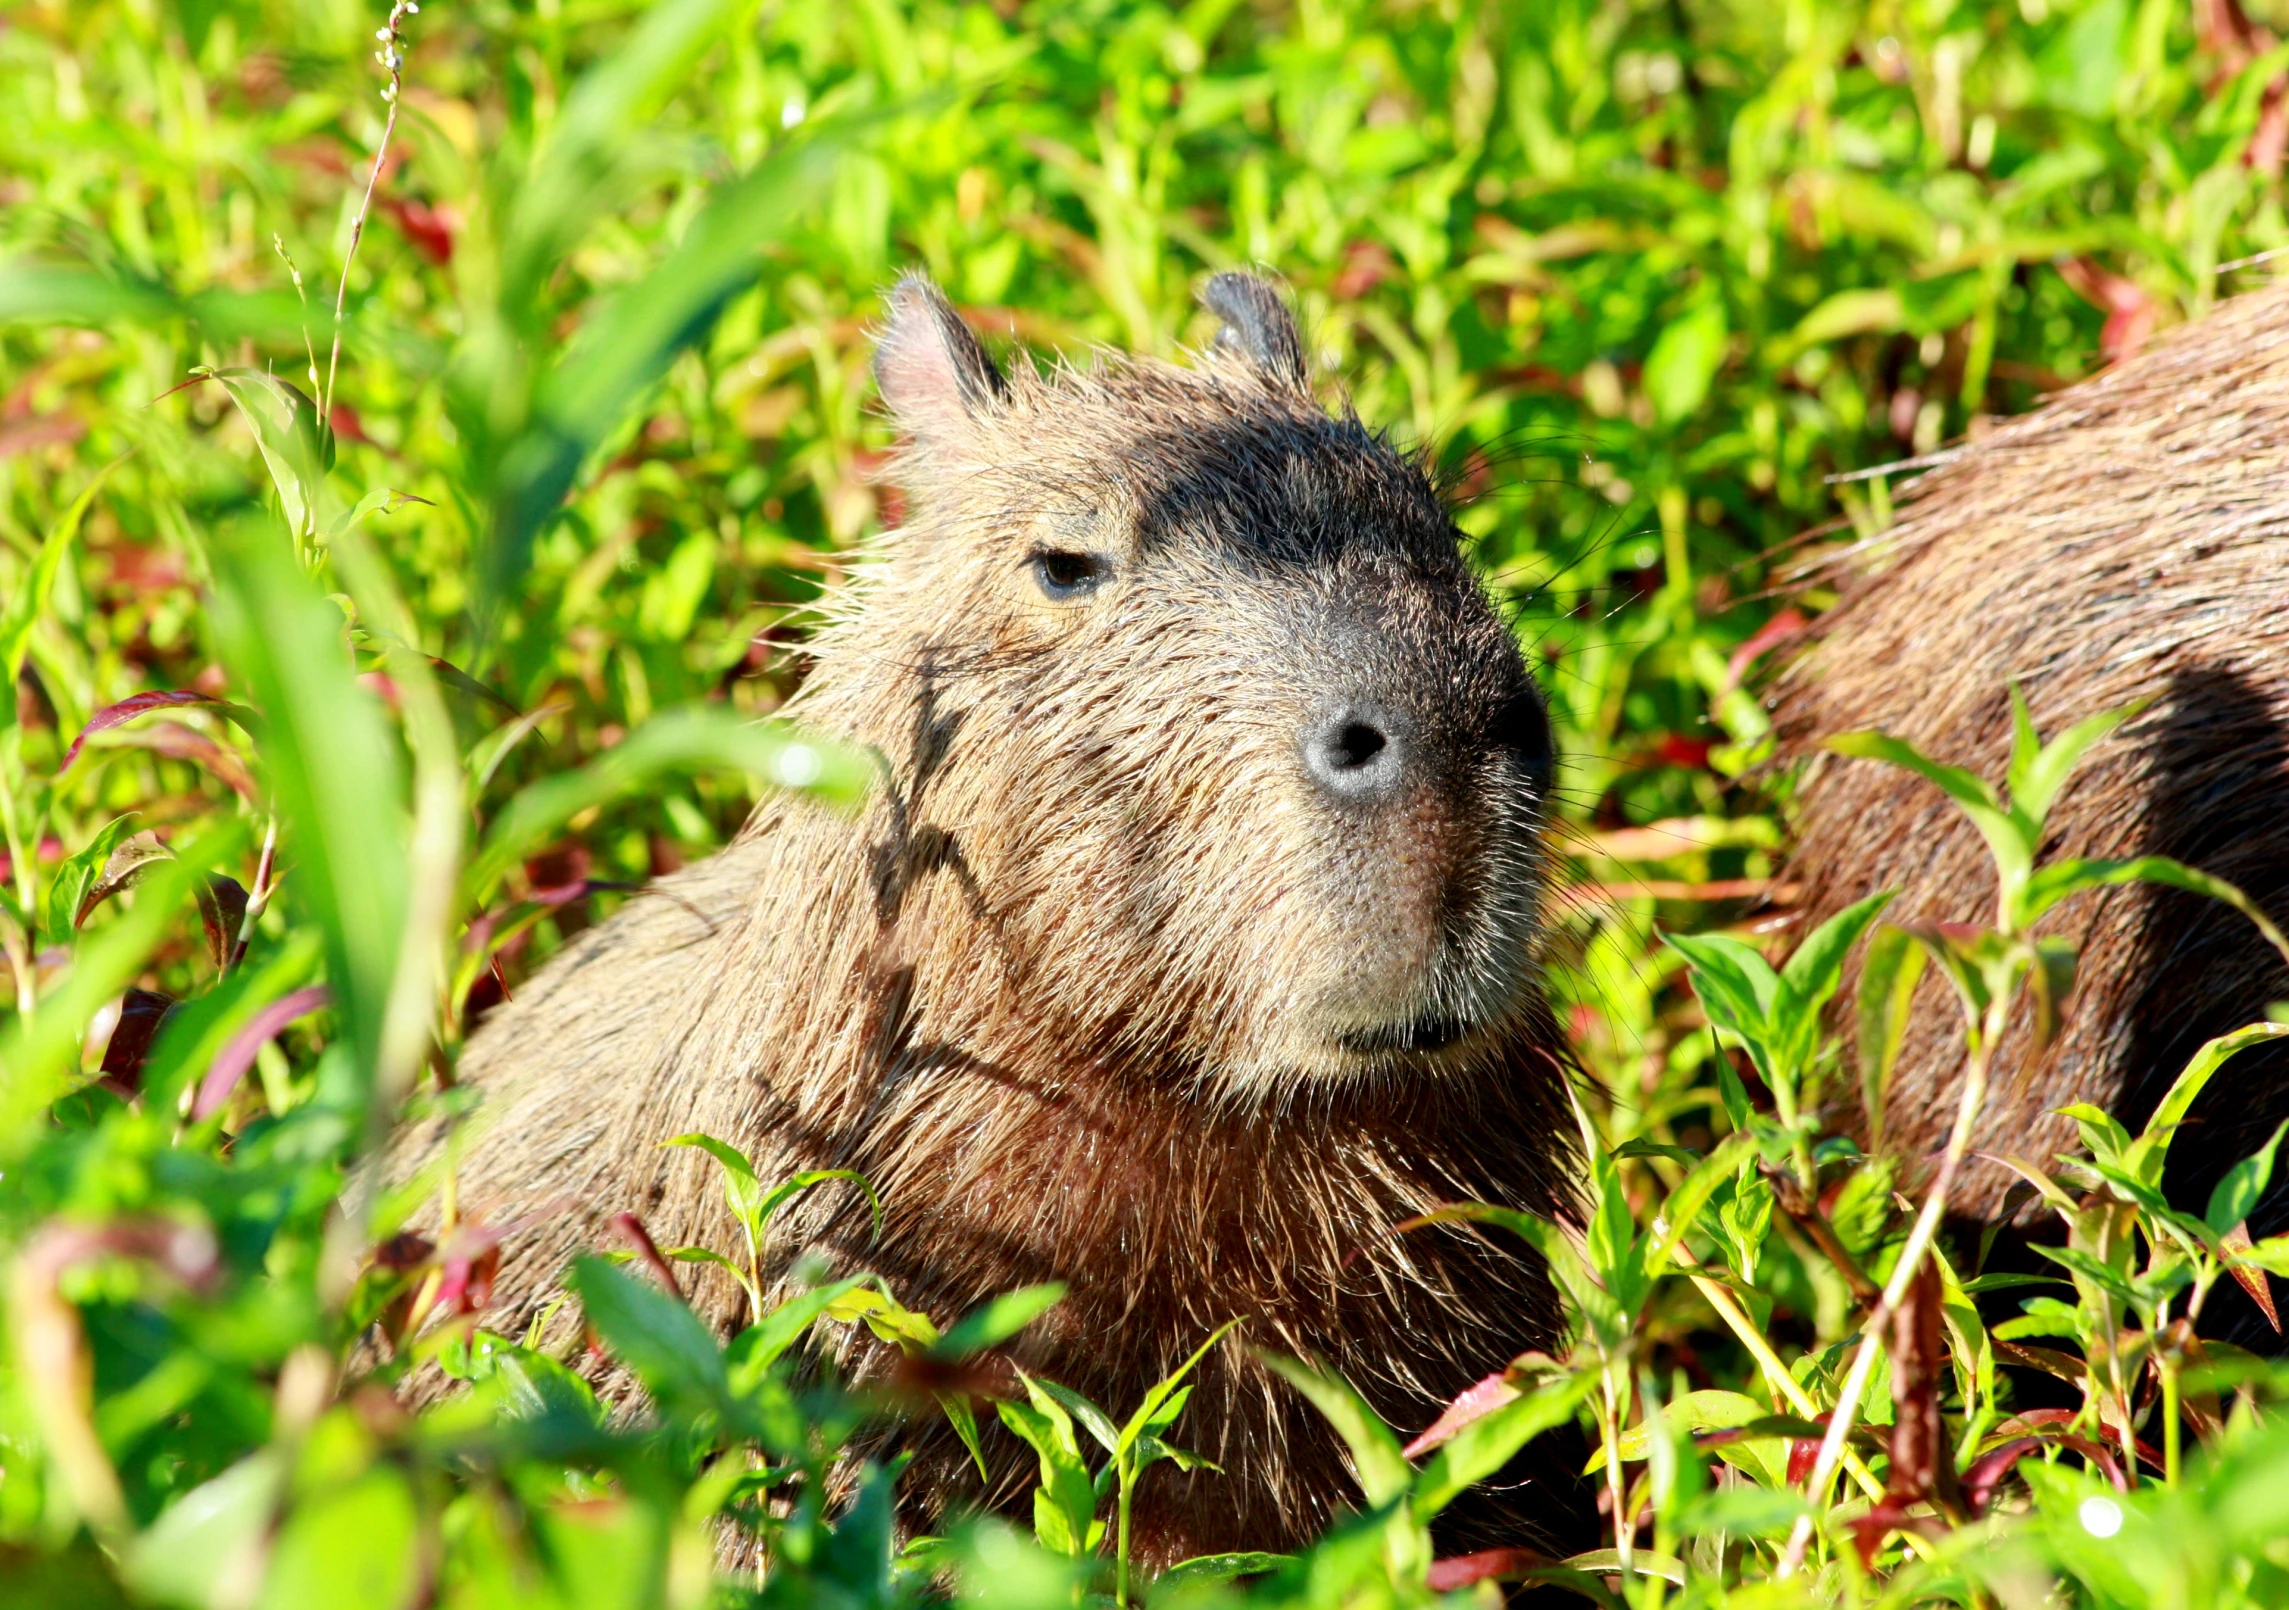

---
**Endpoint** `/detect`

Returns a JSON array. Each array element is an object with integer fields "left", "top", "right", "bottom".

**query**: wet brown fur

[
  {"left": 391, "top": 275, "right": 1581, "bottom": 1561},
  {"left": 1775, "top": 280, "right": 2289, "bottom": 1243}
]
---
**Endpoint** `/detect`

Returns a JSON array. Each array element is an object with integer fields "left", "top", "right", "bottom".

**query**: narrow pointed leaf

[
  {"left": 2127, "top": 1023, "right": 2289, "bottom": 1188},
  {"left": 1258, "top": 1353, "right": 1411, "bottom": 1506},
  {"left": 2009, "top": 696, "right": 2147, "bottom": 830},
  {"left": 1856, "top": 924, "right": 1925, "bottom": 1147}
]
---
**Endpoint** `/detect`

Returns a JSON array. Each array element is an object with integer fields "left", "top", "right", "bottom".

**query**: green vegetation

[{"left": 10, "top": 0, "right": 2289, "bottom": 1604}]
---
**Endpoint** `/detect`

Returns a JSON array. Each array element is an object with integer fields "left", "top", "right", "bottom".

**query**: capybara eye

[{"left": 1031, "top": 548, "right": 1110, "bottom": 600}]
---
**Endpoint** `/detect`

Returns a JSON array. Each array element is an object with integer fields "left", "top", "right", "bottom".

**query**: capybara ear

[
  {"left": 874, "top": 272, "right": 1008, "bottom": 441},
  {"left": 1200, "top": 271, "right": 1308, "bottom": 394}
]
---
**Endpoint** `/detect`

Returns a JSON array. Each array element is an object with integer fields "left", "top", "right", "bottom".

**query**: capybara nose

[{"left": 1304, "top": 704, "right": 1407, "bottom": 803}]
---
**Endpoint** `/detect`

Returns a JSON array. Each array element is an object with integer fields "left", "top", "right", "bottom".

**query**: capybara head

[
  {"left": 415, "top": 271, "right": 1582, "bottom": 1565},
  {"left": 827, "top": 272, "right": 1555, "bottom": 1099}
]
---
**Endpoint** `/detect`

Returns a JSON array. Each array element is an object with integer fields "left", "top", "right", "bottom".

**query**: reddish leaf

[
  {"left": 371, "top": 1231, "right": 436, "bottom": 1274},
  {"left": 612, "top": 1211, "right": 685, "bottom": 1302},
  {"left": 1963, "top": 1432, "right": 2128, "bottom": 1516},
  {"left": 1425, "top": 1549, "right": 1552, "bottom": 1591},
  {"left": 89, "top": 721, "right": 258, "bottom": 803},
  {"left": 1787, "top": 1435, "right": 1824, "bottom": 1485},
  {"left": 430, "top": 1226, "right": 503, "bottom": 1320},
  {"left": 2223, "top": 1223, "right": 2282, "bottom": 1331},
  {"left": 0, "top": 411, "right": 86, "bottom": 460},
  {"left": 75, "top": 831, "right": 178, "bottom": 927},
  {"left": 194, "top": 874, "right": 249, "bottom": 969},
  {"left": 1991, "top": 1408, "right": 2163, "bottom": 1473},
  {"left": 1992, "top": 1339, "right": 2088, "bottom": 1386},
  {"left": 1846, "top": 1500, "right": 1942, "bottom": 1570},
  {"left": 2054, "top": 258, "right": 2157, "bottom": 363},
  {"left": 2197, "top": 0, "right": 2265, "bottom": 66},
  {"left": 1655, "top": 733, "right": 1713, "bottom": 769},
  {"left": 96, "top": 988, "right": 176, "bottom": 1096},
  {"left": 59, "top": 692, "right": 244, "bottom": 775},
  {"left": 380, "top": 196, "right": 456, "bottom": 265},
  {"left": 2249, "top": 75, "right": 2289, "bottom": 176},
  {"left": 192, "top": 986, "right": 331, "bottom": 1120},
  {"left": 1404, "top": 1370, "right": 1522, "bottom": 1458},
  {"left": 1723, "top": 606, "right": 1810, "bottom": 693}
]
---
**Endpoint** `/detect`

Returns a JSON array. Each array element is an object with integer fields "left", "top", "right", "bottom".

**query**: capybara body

[
  {"left": 1777, "top": 280, "right": 2289, "bottom": 1247},
  {"left": 398, "top": 274, "right": 1579, "bottom": 1560}
]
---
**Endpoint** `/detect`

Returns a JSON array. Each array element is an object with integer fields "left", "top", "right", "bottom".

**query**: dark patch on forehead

[
  {"left": 1125, "top": 410, "right": 1455, "bottom": 567},
  {"left": 1027, "top": 365, "right": 1455, "bottom": 569}
]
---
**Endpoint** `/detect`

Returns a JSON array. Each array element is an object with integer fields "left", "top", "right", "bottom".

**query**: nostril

[
  {"left": 1329, "top": 721, "right": 1387, "bottom": 771},
  {"left": 1306, "top": 706, "right": 1404, "bottom": 799}
]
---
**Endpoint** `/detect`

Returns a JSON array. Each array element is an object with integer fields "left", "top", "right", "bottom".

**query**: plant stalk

[{"left": 1778, "top": 1001, "right": 2002, "bottom": 1575}]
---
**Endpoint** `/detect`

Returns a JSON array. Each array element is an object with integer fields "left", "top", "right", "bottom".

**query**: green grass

[{"left": 10, "top": 0, "right": 2289, "bottom": 1605}]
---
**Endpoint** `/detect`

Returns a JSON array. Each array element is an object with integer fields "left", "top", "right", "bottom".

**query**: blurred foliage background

[{"left": 11, "top": 0, "right": 2289, "bottom": 1603}]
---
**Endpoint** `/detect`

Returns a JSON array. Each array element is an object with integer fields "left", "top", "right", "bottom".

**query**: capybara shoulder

[{"left": 1776, "top": 281, "right": 2289, "bottom": 1255}]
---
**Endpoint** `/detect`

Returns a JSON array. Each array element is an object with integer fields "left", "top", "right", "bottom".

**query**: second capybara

[
  {"left": 391, "top": 273, "right": 1583, "bottom": 1560},
  {"left": 1776, "top": 279, "right": 2289, "bottom": 1264}
]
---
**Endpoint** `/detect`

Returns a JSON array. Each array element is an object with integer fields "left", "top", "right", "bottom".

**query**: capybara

[
  {"left": 1776, "top": 280, "right": 2289, "bottom": 1256},
  {"left": 394, "top": 273, "right": 1581, "bottom": 1560}
]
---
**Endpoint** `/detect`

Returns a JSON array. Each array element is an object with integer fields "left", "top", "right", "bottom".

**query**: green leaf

[
  {"left": 2019, "top": 855, "right": 2289, "bottom": 970},
  {"left": 1779, "top": 890, "right": 1894, "bottom": 1008},
  {"left": 2028, "top": 934, "right": 2078, "bottom": 1054},
  {"left": 664, "top": 1131, "right": 766, "bottom": 1233},
  {"left": 40, "top": 814, "right": 140, "bottom": 947},
  {"left": 2006, "top": 692, "right": 2144, "bottom": 832},
  {"left": 1777, "top": 287, "right": 1905, "bottom": 356},
  {"left": 2208, "top": 1120, "right": 2289, "bottom": 1235},
  {"left": 2036, "top": 0, "right": 2129, "bottom": 117},
  {"left": 1667, "top": 930, "right": 1782, "bottom": 1089},
  {"left": 1666, "top": 931, "right": 1780, "bottom": 1028},
  {"left": 2056, "top": 1103, "right": 2132, "bottom": 1172},
  {"left": 0, "top": 265, "right": 301, "bottom": 340},
  {"left": 479, "top": 1347, "right": 606, "bottom": 1429},
  {"left": 1411, "top": 1372, "right": 1596, "bottom": 1518},
  {"left": 467, "top": 704, "right": 872, "bottom": 901},
  {"left": 0, "top": 825, "right": 238, "bottom": 1142},
  {"left": 486, "top": 101, "right": 860, "bottom": 613},
  {"left": 568, "top": 1255, "right": 728, "bottom": 1411},
  {"left": 256, "top": 1466, "right": 421, "bottom": 1610},
  {"left": 1642, "top": 292, "right": 1727, "bottom": 424},
  {"left": 935, "top": 1282, "right": 1068, "bottom": 1360},
  {"left": 1257, "top": 1353, "right": 1411, "bottom": 1507},
  {"left": 1643, "top": 1132, "right": 1757, "bottom": 1279},
  {"left": 120, "top": 1452, "right": 285, "bottom": 1607},
  {"left": 1157, "top": 1552, "right": 1295, "bottom": 1587},
  {"left": 754, "top": 1168, "right": 883, "bottom": 1241},
  {"left": 2032, "top": 1244, "right": 2139, "bottom": 1308},
  {"left": 500, "top": 0, "right": 760, "bottom": 307},
  {"left": 1855, "top": 923, "right": 1925, "bottom": 1147},
  {"left": 203, "top": 512, "right": 406, "bottom": 1088},
  {"left": 1032, "top": 1379, "right": 1121, "bottom": 1458},
  {"left": 1905, "top": 923, "right": 2023, "bottom": 1032},
  {"left": 1, "top": 457, "right": 125, "bottom": 725},
  {"left": 999, "top": 1377, "right": 1099, "bottom": 1558},
  {"left": 2127, "top": 1023, "right": 2289, "bottom": 1188},
  {"left": 1586, "top": 1149, "right": 1642, "bottom": 1304},
  {"left": 200, "top": 368, "right": 329, "bottom": 538},
  {"left": 1117, "top": 1318, "right": 1241, "bottom": 1459},
  {"left": 942, "top": 1392, "right": 990, "bottom": 1481},
  {"left": 1828, "top": 730, "right": 2030, "bottom": 916}
]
